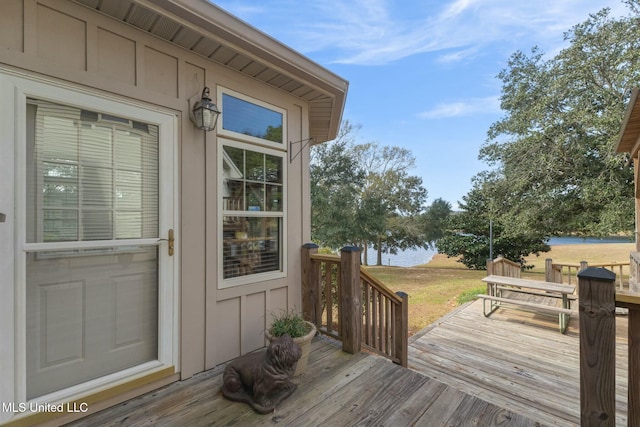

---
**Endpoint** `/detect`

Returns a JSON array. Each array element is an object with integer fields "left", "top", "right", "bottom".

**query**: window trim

[
  {"left": 217, "top": 87, "right": 287, "bottom": 151},
  {"left": 218, "top": 137, "right": 287, "bottom": 289}
]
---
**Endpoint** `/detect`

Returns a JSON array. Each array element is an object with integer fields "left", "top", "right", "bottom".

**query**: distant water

[
  {"left": 365, "top": 247, "right": 437, "bottom": 267},
  {"left": 547, "top": 236, "right": 633, "bottom": 245},
  {"left": 364, "top": 235, "right": 633, "bottom": 268}
]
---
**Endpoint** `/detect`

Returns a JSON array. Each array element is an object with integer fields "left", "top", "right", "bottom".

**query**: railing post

[
  {"left": 486, "top": 258, "right": 493, "bottom": 276},
  {"left": 486, "top": 258, "right": 494, "bottom": 295},
  {"left": 301, "top": 243, "right": 321, "bottom": 325},
  {"left": 340, "top": 246, "right": 361, "bottom": 355},
  {"left": 576, "top": 261, "right": 589, "bottom": 293},
  {"left": 394, "top": 291, "right": 408, "bottom": 367},
  {"left": 617, "top": 294, "right": 640, "bottom": 426},
  {"left": 545, "top": 258, "right": 553, "bottom": 282},
  {"left": 578, "top": 267, "right": 616, "bottom": 427}
]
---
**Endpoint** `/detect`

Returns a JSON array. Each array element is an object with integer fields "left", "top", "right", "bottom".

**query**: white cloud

[
  {"left": 440, "top": 0, "right": 478, "bottom": 19},
  {"left": 219, "top": 0, "right": 628, "bottom": 66},
  {"left": 436, "top": 47, "right": 479, "bottom": 64},
  {"left": 418, "top": 96, "right": 501, "bottom": 119}
]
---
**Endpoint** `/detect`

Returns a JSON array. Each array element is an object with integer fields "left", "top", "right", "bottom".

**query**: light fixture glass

[{"left": 192, "top": 87, "right": 220, "bottom": 131}]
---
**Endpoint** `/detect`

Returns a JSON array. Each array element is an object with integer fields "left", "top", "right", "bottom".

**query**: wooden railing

[
  {"left": 486, "top": 256, "right": 520, "bottom": 294},
  {"left": 301, "top": 243, "right": 409, "bottom": 366},
  {"left": 545, "top": 258, "right": 629, "bottom": 289},
  {"left": 578, "top": 267, "right": 640, "bottom": 426},
  {"left": 486, "top": 255, "right": 521, "bottom": 278}
]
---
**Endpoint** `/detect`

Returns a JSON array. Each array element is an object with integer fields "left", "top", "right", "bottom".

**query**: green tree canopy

[
  {"left": 310, "top": 121, "right": 366, "bottom": 249},
  {"left": 353, "top": 142, "right": 428, "bottom": 264},
  {"left": 421, "top": 198, "right": 452, "bottom": 249},
  {"left": 436, "top": 182, "right": 550, "bottom": 270},
  {"left": 310, "top": 122, "right": 428, "bottom": 264},
  {"left": 479, "top": 3, "right": 640, "bottom": 237}
]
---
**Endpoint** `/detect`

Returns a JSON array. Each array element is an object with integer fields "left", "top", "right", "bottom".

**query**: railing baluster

[
  {"left": 325, "top": 262, "right": 333, "bottom": 335},
  {"left": 381, "top": 291, "right": 385, "bottom": 352},
  {"left": 385, "top": 297, "right": 391, "bottom": 354},
  {"left": 390, "top": 302, "right": 396, "bottom": 357},
  {"left": 364, "top": 282, "right": 371, "bottom": 346},
  {"left": 371, "top": 288, "right": 378, "bottom": 350},
  {"left": 304, "top": 245, "right": 408, "bottom": 366}
]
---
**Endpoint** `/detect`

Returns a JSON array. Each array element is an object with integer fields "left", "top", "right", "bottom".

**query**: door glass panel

[
  {"left": 25, "top": 99, "right": 161, "bottom": 399},
  {"left": 26, "top": 100, "right": 159, "bottom": 243}
]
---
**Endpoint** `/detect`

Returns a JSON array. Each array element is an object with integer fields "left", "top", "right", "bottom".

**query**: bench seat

[
  {"left": 494, "top": 285, "right": 578, "bottom": 301},
  {"left": 477, "top": 294, "right": 574, "bottom": 333}
]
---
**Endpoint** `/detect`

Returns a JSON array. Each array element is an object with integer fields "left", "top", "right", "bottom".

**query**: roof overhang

[
  {"left": 617, "top": 88, "right": 640, "bottom": 156},
  {"left": 72, "top": 0, "right": 348, "bottom": 143}
]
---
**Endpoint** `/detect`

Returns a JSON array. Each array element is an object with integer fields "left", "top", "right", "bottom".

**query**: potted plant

[{"left": 266, "top": 309, "right": 317, "bottom": 377}]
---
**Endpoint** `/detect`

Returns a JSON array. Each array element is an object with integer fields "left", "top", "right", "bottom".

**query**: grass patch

[
  {"left": 364, "top": 242, "right": 634, "bottom": 336},
  {"left": 457, "top": 286, "right": 486, "bottom": 305}
]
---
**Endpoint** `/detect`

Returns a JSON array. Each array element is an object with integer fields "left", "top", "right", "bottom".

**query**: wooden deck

[
  {"left": 65, "top": 297, "right": 630, "bottom": 426},
  {"left": 410, "top": 298, "right": 629, "bottom": 427}
]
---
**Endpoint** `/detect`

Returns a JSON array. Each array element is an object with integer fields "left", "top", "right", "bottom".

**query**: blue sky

[{"left": 213, "top": 0, "right": 629, "bottom": 208}]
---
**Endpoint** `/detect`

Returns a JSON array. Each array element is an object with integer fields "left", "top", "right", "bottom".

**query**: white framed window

[
  {"left": 217, "top": 87, "right": 286, "bottom": 150},
  {"left": 220, "top": 138, "right": 286, "bottom": 288},
  {"left": 218, "top": 88, "right": 287, "bottom": 288}
]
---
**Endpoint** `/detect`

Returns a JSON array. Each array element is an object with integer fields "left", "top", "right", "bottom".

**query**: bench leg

[
  {"left": 482, "top": 297, "right": 500, "bottom": 317},
  {"left": 559, "top": 295, "right": 570, "bottom": 334},
  {"left": 558, "top": 312, "right": 571, "bottom": 334}
]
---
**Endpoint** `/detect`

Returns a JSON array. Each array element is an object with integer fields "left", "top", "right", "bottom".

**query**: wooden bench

[
  {"left": 479, "top": 275, "right": 576, "bottom": 333},
  {"left": 494, "top": 285, "right": 578, "bottom": 302}
]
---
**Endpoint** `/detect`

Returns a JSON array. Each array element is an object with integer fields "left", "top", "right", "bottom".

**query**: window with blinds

[
  {"left": 222, "top": 143, "right": 284, "bottom": 281},
  {"left": 26, "top": 100, "right": 159, "bottom": 244},
  {"left": 218, "top": 88, "right": 287, "bottom": 287}
]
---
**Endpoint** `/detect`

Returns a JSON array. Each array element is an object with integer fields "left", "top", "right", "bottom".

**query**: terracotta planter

[{"left": 266, "top": 321, "right": 316, "bottom": 377}]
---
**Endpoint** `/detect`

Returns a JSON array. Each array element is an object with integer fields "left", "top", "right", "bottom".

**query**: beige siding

[
  {"left": 0, "top": 0, "right": 23, "bottom": 52},
  {"left": 144, "top": 47, "right": 178, "bottom": 97},
  {"left": 36, "top": 3, "right": 87, "bottom": 70},
  {"left": 97, "top": 28, "right": 136, "bottom": 85},
  {"left": 181, "top": 62, "right": 207, "bottom": 378},
  {"left": 0, "top": 0, "right": 315, "bottom": 387}
]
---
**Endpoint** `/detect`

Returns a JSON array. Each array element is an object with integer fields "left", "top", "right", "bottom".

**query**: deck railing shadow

[{"left": 301, "top": 244, "right": 408, "bottom": 367}]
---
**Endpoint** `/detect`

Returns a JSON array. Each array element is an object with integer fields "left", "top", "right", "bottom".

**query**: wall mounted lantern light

[{"left": 190, "top": 87, "right": 220, "bottom": 131}]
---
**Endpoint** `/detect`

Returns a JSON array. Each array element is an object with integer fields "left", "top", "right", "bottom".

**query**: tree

[
  {"left": 353, "top": 142, "right": 428, "bottom": 265},
  {"left": 436, "top": 182, "right": 550, "bottom": 270},
  {"left": 310, "top": 121, "right": 366, "bottom": 248},
  {"left": 479, "top": 4, "right": 640, "bottom": 238},
  {"left": 310, "top": 123, "right": 428, "bottom": 263},
  {"left": 421, "top": 198, "right": 452, "bottom": 249}
]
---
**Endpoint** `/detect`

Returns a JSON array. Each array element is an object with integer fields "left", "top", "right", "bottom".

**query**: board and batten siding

[{"left": 0, "top": 0, "right": 308, "bottom": 382}]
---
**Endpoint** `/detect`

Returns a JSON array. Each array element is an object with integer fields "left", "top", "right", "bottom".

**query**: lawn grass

[{"left": 364, "top": 242, "right": 635, "bottom": 336}]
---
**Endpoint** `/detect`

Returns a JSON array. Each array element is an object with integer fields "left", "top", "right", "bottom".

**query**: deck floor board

[
  {"left": 65, "top": 297, "right": 630, "bottom": 426},
  {"left": 409, "top": 298, "right": 629, "bottom": 427}
]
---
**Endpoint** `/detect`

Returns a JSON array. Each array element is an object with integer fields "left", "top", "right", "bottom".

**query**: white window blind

[{"left": 26, "top": 100, "right": 159, "bottom": 243}]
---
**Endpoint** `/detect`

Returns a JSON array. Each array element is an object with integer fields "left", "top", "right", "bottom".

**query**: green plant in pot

[{"left": 266, "top": 309, "right": 316, "bottom": 377}]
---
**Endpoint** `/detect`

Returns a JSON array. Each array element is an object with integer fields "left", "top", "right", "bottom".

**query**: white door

[{"left": 1, "top": 74, "right": 178, "bottom": 402}]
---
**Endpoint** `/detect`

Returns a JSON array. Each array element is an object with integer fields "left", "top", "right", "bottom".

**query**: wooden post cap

[
  {"left": 577, "top": 267, "right": 616, "bottom": 282},
  {"left": 302, "top": 243, "right": 319, "bottom": 249},
  {"left": 340, "top": 246, "right": 360, "bottom": 253}
]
